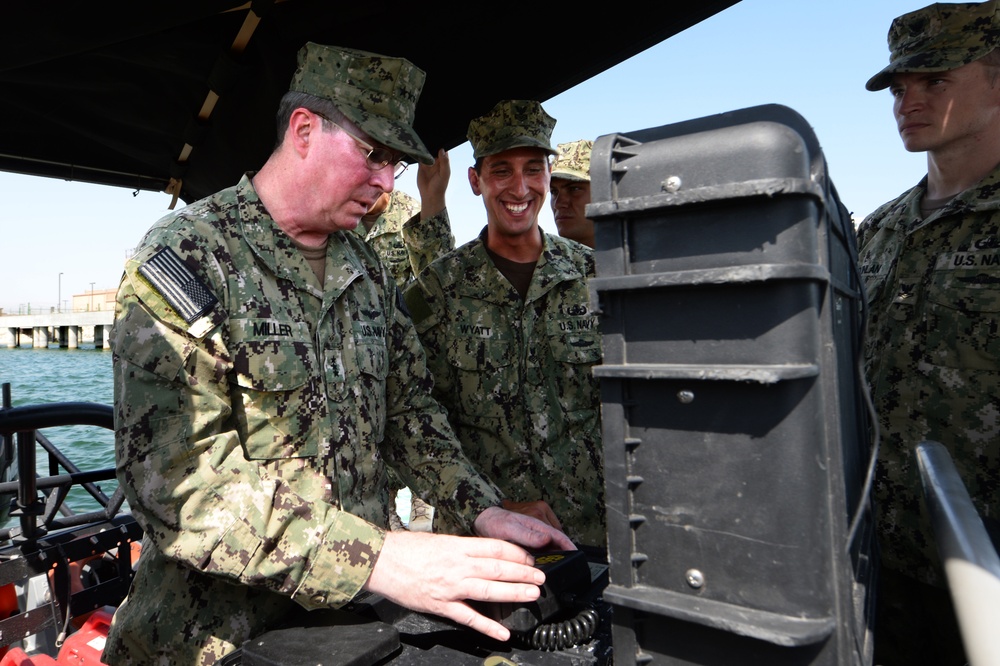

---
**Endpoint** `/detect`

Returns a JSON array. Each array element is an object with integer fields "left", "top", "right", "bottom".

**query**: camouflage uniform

[
  {"left": 353, "top": 189, "right": 455, "bottom": 289},
  {"left": 405, "top": 230, "right": 605, "bottom": 548},
  {"left": 105, "top": 175, "right": 501, "bottom": 664},
  {"left": 860, "top": 0, "right": 1000, "bottom": 589},
  {"left": 858, "top": 170, "right": 1000, "bottom": 585},
  {"left": 404, "top": 101, "right": 606, "bottom": 550},
  {"left": 860, "top": 4, "right": 1000, "bottom": 664},
  {"left": 104, "top": 43, "right": 500, "bottom": 665}
]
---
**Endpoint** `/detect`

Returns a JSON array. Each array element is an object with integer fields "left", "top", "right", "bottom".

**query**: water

[{"left": 0, "top": 345, "right": 117, "bottom": 521}]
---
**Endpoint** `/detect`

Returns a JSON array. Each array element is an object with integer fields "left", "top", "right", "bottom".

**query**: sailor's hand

[
  {"left": 416, "top": 148, "right": 450, "bottom": 219},
  {"left": 364, "top": 530, "right": 545, "bottom": 641},
  {"left": 501, "top": 499, "right": 563, "bottom": 532},
  {"left": 474, "top": 506, "right": 575, "bottom": 552}
]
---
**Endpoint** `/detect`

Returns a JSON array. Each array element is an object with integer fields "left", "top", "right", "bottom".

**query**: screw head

[{"left": 685, "top": 569, "right": 705, "bottom": 588}]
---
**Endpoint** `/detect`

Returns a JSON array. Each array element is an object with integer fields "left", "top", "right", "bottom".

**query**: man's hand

[
  {"left": 501, "top": 499, "right": 563, "bottom": 532},
  {"left": 474, "top": 506, "right": 575, "bottom": 552},
  {"left": 364, "top": 530, "right": 545, "bottom": 642},
  {"left": 416, "top": 148, "right": 450, "bottom": 219}
]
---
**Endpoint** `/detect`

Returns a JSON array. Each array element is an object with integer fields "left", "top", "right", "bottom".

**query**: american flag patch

[{"left": 138, "top": 247, "right": 218, "bottom": 323}]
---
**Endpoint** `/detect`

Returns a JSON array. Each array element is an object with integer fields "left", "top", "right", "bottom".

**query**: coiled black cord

[{"left": 526, "top": 604, "right": 600, "bottom": 651}]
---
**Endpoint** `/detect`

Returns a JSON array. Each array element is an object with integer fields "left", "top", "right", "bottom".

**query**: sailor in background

[{"left": 858, "top": 2, "right": 1000, "bottom": 664}]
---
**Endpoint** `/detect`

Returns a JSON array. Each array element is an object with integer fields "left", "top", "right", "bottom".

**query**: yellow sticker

[{"left": 483, "top": 657, "right": 518, "bottom": 666}]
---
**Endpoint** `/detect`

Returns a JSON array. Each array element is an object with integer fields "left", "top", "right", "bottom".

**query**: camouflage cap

[
  {"left": 467, "top": 100, "right": 557, "bottom": 159},
  {"left": 866, "top": 0, "right": 1000, "bottom": 91},
  {"left": 289, "top": 43, "right": 434, "bottom": 165},
  {"left": 550, "top": 139, "right": 593, "bottom": 182}
]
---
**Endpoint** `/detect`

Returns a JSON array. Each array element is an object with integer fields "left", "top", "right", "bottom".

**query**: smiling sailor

[{"left": 402, "top": 100, "right": 606, "bottom": 552}]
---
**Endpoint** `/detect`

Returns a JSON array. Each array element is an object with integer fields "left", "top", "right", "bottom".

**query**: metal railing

[{"left": 0, "top": 384, "right": 126, "bottom": 541}]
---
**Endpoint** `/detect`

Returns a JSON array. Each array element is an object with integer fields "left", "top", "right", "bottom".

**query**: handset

[{"left": 470, "top": 550, "right": 607, "bottom": 649}]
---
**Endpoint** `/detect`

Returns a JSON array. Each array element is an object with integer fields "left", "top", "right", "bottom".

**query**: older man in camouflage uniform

[
  {"left": 858, "top": 2, "right": 1000, "bottom": 664},
  {"left": 105, "top": 46, "right": 573, "bottom": 664},
  {"left": 549, "top": 139, "right": 595, "bottom": 248},
  {"left": 404, "top": 100, "right": 606, "bottom": 552}
]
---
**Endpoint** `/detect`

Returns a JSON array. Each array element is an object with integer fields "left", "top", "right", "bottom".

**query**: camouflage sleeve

[
  {"left": 112, "top": 248, "right": 384, "bottom": 612},
  {"left": 402, "top": 268, "right": 457, "bottom": 409},
  {"left": 381, "top": 277, "right": 501, "bottom": 532},
  {"left": 401, "top": 207, "right": 455, "bottom": 280}
]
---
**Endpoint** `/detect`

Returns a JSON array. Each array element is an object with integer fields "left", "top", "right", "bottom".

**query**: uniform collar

[
  {"left": 235, "top": 173, "right": 364, "bottom": 299},
  {"left": 874, "top": 162, "right": 1000, "bottom": 233},
  {"left": 442, "top": 227, "right": 586, "bottom": 303}
]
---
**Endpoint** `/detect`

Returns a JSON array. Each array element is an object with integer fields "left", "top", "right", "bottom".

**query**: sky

[{"left": 0, "top": 0, "right": 929, "bottom": 313}]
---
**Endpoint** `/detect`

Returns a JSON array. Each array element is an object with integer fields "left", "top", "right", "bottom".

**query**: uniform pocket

[
  {"left": 925, "top": 270, "right": 1000, "bottom": 369},
  {"left": 231, "top": 336, "right": 322, "bottom": 460},
  {"left": 450, "top": 337, "right": 513, "bottom": 421},
  {"left": 549, "top": 330, "right": 603, "bottom": 365}
]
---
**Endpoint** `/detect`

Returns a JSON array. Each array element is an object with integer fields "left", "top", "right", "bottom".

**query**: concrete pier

[{"left": 1, "top": 311, "right": 114, "bottom": 349}]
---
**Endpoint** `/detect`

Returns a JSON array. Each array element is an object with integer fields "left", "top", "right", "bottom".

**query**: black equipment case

[{"left": 588, "top": 104, "right": 875, "bottom": 666}]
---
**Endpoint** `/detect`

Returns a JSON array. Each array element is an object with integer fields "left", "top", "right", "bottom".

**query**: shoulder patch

[{"left": 138, "top": 247, "right": 218, "bottom": 324}]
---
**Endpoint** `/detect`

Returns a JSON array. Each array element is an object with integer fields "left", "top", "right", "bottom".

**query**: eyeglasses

[{"left": 313, "top": 111, "right": 409, "bottom": 179}]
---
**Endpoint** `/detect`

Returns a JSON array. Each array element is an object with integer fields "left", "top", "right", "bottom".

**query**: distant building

[{"left": 72, "top": 289, "right": 117, "bottom": 313}]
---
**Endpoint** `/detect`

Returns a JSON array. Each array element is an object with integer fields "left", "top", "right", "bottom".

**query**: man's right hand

[
  {"left": 416, "top": 148, "right": 450, "bottom": 219},
  {"left": 363, "top": 530, "right": 545, "bottom": 642}
]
